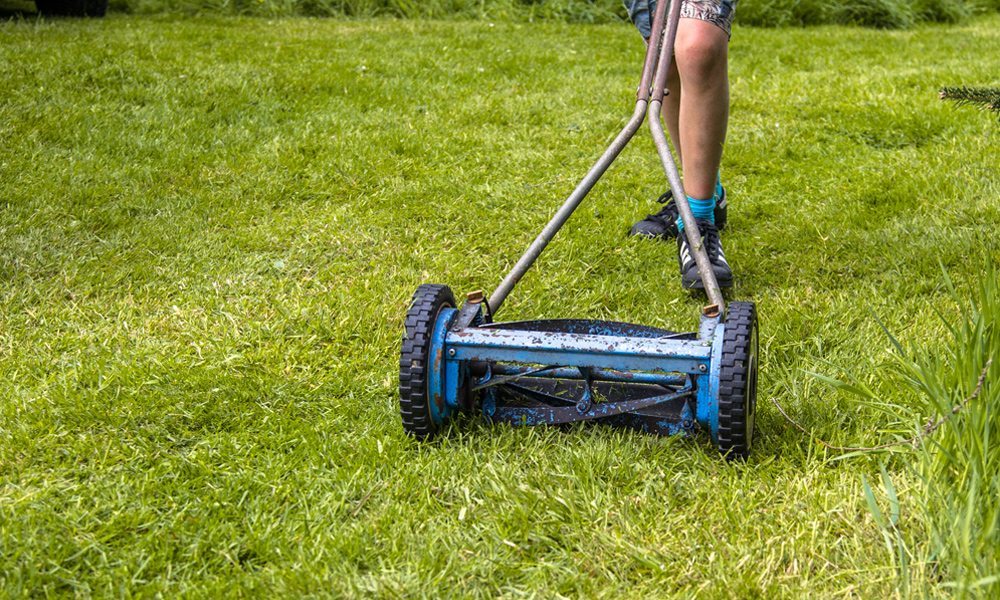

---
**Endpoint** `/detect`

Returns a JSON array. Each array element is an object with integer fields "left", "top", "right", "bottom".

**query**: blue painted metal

[
  {"left": 599, "top": 397, "right": 696, "bottom": 435},
  {"left": 484, "top": 319, "right": 692, "bottom": 340},
  {"left": 491, "top": 372, "right": 694, "bottom": 435},
  {"left": 695, "top": 320, "right": 726, "bottom": 440},
  {"left": 680, "top": 400, "right": 695, "bottom": 432},
  {"left": 427, "top": 306, "right": 457, "bottom": 426},
  {"left": 472, "top": 364, "right": 562, "bottom": 391},
  {"left": 434, "top": 311, "right": 726, "bottom": 443},
  {"left": 575, "top": 367, "right": 594, "bottom": 413},
  {"left": 482, "top": 387, "right": 497, "bottom": 418},
  {"left": 444, "top": 357, "right": 462, "bottom": 409},
  {"left": 446, "top": 328, "right": 711, "bottom": 374},
  {"left": 697, "top": 314, "right": 720, "bottom": 342},
  {"left": 693, "top": 314, "right": 722, "bottom": 437}
]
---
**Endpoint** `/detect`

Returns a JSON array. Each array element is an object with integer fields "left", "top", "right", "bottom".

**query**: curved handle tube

[
  {"left": 488, "top": 100, "right": 648, "bottom": 313},
  {"left": 487, "top": 0, "right": 695, "bottom": 316}
]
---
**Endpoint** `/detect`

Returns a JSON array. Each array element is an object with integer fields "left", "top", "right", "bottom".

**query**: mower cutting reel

[{"left": 397, "top": 0, "right": 759, "bottom": 457}]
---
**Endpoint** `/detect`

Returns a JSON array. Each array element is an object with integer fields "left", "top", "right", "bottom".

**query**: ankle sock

[
  {"left": 677, "top": 172, "right": 724, "bottom": 232},
  {"left": 676, "top": 195, "right": 716, "bottom": 232}
]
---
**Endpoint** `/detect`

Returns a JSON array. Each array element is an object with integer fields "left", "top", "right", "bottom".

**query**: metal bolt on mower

[{"left": 398, "top": 0, "right": 759, "bottom": 458}]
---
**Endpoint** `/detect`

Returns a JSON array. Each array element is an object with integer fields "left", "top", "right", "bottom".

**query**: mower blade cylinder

[
  {"left": 488, "top": 100, "right": 648, "bottom": 314},
  {"left": 486, "top": 363, "right": 687, "bottom": 387}
]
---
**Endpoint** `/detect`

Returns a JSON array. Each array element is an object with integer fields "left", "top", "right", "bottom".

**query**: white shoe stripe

[{"left": 679, "top": 234, "right": 730, "bottom": 270}]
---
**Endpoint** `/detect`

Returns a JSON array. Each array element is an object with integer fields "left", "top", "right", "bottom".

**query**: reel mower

[{"left": 398, "top": 0, "right": 759, "bottom": 457}]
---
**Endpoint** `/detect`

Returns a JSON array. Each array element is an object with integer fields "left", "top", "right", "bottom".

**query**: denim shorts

[{"left": 624, "top": 0, "right": 737, "bottom": 38}]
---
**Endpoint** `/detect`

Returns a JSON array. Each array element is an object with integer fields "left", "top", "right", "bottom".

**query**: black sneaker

[
  {"left": 629, "top": 188, "right": 728, "bottom": 240},
  {"left": 677, "top": 220, "right": 733, "bottom": 289},
  {"left": 629, "top": 190, "right": 680, "bottom": 239}
]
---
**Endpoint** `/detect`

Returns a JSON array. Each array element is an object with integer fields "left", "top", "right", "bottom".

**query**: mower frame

[{"left": 398, "top": 0, "right": 759, "bottom": 457}]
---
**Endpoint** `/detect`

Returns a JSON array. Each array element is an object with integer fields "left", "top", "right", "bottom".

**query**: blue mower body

[{"left": 399, "top": 284, "right": 758, "bottom": 458}]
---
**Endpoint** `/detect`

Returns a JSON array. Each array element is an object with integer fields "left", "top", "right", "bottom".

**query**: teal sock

[
  {"left": 715, "top": 172, "right": 723, "bottom": 200},
  {"left": 676, "top": 195, "right": 716, "bottom": 232}
]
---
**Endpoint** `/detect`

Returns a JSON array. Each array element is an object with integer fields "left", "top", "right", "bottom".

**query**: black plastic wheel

[
  {"left": 398, "top": 284, "right": 455, "bottom": 439},
  {"left": 717, "top": 301, "right": 759, "bottom": 459},
  {"left": 35, "top": 0, "right": 108, "bottom": 16}
]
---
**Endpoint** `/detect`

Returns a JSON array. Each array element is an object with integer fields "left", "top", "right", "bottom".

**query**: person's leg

[
  {"left": 627, "top": 21, "right": 688, "bottom": 240},
  {"left": 674, "top": 18, "right": 729, "bottom": 201},
  {"left": 627, "top": 0, "right": 735, "bottom": 254},
  {"left": 623, "top": 0, "right": 683, "bottom": 158},
  {"left": 665, "top": 61, "right": 682, "bottom": 165},
  {"left": 672, "top": 13, "right": 734, "bottom": 288}
]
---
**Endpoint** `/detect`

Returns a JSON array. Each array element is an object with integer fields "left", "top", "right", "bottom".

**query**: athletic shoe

[
  {"left": 677, "top": 219, "right": 733, "bottom": 289},
  {"left": 629, "top": 187, "right": 728, "bottom": 240}
]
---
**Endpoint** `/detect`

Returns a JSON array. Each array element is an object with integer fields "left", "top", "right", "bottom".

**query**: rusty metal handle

[{"left": 488, "top": 0, "right": 671, "bottom": 315}]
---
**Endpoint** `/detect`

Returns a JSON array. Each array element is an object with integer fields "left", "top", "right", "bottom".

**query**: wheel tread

[
  {"left": 398, "top": 284, "right": 455, "bottom": 439},
  {"left": 717, "top": 301, "right": 758, "bottom": 459}
]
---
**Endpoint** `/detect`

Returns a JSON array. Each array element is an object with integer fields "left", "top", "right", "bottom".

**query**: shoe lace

[
  {"left": 698, "top": 221, "right": 722, "bottom": 261},
  {"left": 643, "top": 191, "right": 677, "bottom": 224}
]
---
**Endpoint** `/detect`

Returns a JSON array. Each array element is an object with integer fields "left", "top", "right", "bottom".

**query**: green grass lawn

[{"left": 1, "top": 13, "right": 998, "bottom": 597}]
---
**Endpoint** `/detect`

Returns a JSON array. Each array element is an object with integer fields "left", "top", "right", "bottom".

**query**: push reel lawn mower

[{"left": 398, "top": 0, "right": 759, "bottom": 457}]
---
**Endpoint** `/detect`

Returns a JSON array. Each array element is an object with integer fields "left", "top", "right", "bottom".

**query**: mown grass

[{"left": 0, "top": 13, "right": 998, "bottom": 597}]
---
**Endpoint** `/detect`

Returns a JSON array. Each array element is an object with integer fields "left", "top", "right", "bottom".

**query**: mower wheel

[
  {"left": 717, "top": 301, "right": 759, "bottom": 459},
  {"left": 399, "top": 284, "right": 456, "bottom": 439}
]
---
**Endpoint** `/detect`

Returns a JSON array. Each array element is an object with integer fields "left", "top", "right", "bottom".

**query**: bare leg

[
  {"left": 665, "top": 61, "right": 682, "bottom": 165},
  {"left": 644, "top": 23, "right": 681, "bottom": 163},
  {"left": 628, "top": 15, "right": 731, "bottom": 243},
  {"left": 674, "top": 18, "right": 729, "bottom": 200}
]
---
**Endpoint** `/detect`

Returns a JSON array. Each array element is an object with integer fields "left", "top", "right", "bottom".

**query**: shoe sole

[{"left": 633, "top": 218, "right": 725, "bottom": 242}]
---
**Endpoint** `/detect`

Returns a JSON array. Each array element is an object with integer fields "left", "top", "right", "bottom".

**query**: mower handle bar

[{"left": 487, "top": 0, "right": 726, "bottom": 315}]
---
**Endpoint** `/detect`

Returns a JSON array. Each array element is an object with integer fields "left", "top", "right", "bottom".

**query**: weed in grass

[
  {"left": 803, "top": 263, "right": 999, "bottom": 595},
  {"left": 843, "top": 267, "right": 1000, "bottom": 595}
]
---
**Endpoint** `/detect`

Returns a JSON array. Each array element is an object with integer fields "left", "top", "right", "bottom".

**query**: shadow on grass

[
  {"left": 1, "top": 9, "right": 38, "bottom": 18},
  {"left": 0, "top": 0, "right": 38, "bottom": 18}
]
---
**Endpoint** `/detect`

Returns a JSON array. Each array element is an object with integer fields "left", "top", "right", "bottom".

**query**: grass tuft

[
  {"left": 907, "top": 268, "right": 999, "bottom": 594},
  {"left": 821, "top": 265, "right": 1000, "bottom": 594}
]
